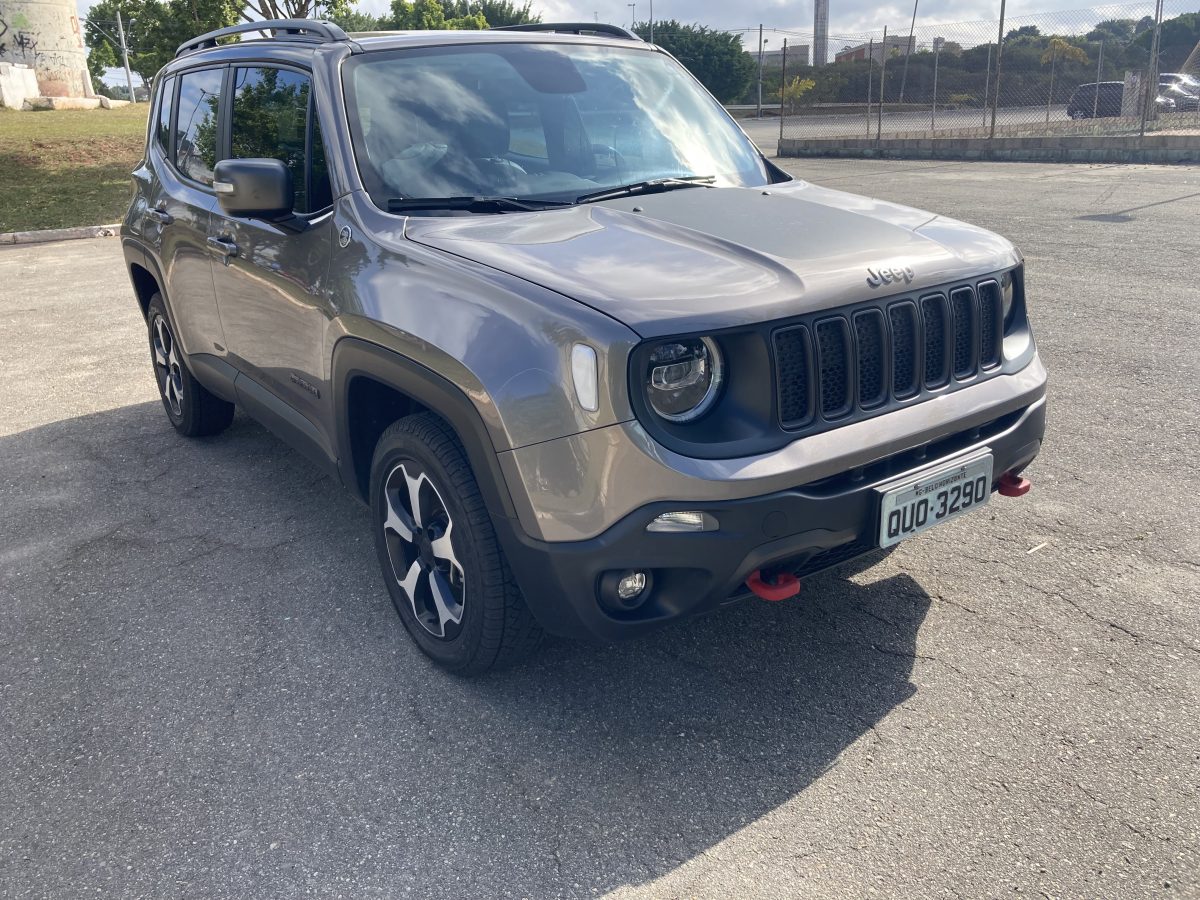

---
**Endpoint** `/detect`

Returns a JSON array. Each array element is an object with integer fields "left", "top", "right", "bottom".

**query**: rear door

[
  {"left": 207, "top": 64, "right": 336, "bottom": 464},
  {"left": 144, "top": 66, "right": 228, "bottom": 359}
]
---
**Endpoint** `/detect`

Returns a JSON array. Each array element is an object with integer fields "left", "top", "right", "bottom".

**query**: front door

[
  {"left": 208, "top": 65, "right": 336, "bottom": 453},
  {"left": 148, "top": 66, "right": 228, "bottom": 360}
]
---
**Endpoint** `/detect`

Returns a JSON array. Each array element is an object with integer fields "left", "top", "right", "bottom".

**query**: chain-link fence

[{"left": 770, "top": 1, "right": 1200, "bottom": 142}]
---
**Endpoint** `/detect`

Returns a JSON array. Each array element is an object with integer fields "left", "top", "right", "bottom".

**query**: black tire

[
  {"left": 370, "top": 412, "right": 542, "bottom": 674},
  {"left": 146, "top": 294, "right": 234, "bottom": 437}
]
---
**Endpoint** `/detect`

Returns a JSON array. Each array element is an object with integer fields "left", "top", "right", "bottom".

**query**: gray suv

[{"left": 122, "top": 20, "right": 1047, "bottom": 673}]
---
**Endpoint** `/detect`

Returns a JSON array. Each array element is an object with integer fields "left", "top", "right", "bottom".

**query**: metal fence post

[
  {"left": 779, "top": 38, "right": 788, "bottom": 145},
  {"left": 878, "top": 26, "right": 888, "bottom": 141},
  {"left": 866, "top": 38, "right": 875, "bottom": 137},
  {"left": 990, "top": 0, "right": 1007, "bottom": 140},
  {"left": 982, "top": 44, "right": 992, "bottom": 127}
]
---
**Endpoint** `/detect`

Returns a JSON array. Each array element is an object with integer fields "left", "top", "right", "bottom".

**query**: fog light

[
  {"left": 617, "top": 571, "right": 647, "bottom": 600},
  {"left": 646, "top": 511, "right": 718, "bottom": 533}
]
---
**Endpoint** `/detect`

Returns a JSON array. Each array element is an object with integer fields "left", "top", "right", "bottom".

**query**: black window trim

[{"left": 152, "top": 73, "right": 178, "bottom": 159}]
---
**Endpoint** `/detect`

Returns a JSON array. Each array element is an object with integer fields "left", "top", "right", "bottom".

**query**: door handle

[
  {"left": 207, "top": 235, "right": 239, "bottom": 262},
  {"left": 146, "top": 208, "right": 173, "bottom": 225}
]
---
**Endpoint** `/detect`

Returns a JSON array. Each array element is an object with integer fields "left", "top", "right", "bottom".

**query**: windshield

[{"left": 343, "top": 42, "right": 771, "bottom": 209}]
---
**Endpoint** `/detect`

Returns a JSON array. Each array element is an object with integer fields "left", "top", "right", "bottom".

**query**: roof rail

[
  {"left": 490, "top": 22, "right": 642, "bottom": 41},
  {"left": 176, "top": 19, "right": 349, "bottom": 57}
]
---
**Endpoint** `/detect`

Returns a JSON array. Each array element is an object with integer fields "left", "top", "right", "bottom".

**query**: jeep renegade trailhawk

[{"left": 123, "top": 20, "right": 1047, "bottom": 673}]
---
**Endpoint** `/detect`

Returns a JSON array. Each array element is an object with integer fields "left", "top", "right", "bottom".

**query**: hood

[{"left": 404, "top": 180, "right": 1020, "bottom": 338}]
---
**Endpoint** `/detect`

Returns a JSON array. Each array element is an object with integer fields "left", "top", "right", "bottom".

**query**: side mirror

[{"left": 213, "top": 158, "right": 293, "bottom": 219}]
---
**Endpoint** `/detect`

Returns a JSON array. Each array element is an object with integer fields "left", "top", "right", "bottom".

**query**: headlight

[
  {"left": 646, "top": 337, "right": 724, "bottom": 422},
  {"left": 1000, "top": 269, "right": 1016, "bottom": 326}
]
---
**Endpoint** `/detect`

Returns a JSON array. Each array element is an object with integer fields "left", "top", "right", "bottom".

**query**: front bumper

[{"left": 496, "top": 396, "right": 1045, "bottom": 642}]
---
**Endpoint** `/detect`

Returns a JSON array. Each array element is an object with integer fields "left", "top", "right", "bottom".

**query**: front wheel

[
  {"left": 370, "top": 413, "right": 542, "bottom": 674},
  {"left": 146, "top": 294, "right": 234, "bottom": 437}
]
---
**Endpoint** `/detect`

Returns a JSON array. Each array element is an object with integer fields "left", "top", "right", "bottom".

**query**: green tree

[
  {"left": 383, "top": 0, "right": 485, "bottom": 30},
  {"left": 327, "top": 8, "right": 381, "bottom": 30},
  {"left": 1086, "top": 19, "right": 1137, "bottom": 45},
  {"left": 1041, "top": 37, "right": 1088, "bottom": 67},
  {"left": 779, "top": 75, "right": 815, "bottom": 113},
  {"left": 632, "top": 20, "right": 755, "bottom": 103},
  {"left": 443, "top": 1, "right": 540, "bottom": 26}
]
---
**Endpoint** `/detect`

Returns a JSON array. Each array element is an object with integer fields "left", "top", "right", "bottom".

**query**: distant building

[
  {"left": 835, "top": 35, "right": 916, "bottom": 64},
  {"left": 757, "top": 46, "right": 810, "bottom": 67}
]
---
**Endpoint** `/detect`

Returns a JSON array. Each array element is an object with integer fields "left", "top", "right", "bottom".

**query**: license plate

[{"left": 877, "top": 453, "right": 994, "bottom": 548}]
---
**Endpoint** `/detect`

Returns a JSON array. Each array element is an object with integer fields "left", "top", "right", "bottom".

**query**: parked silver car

[{"left": 122, "top": 20, "right": 1047, "bottom": 672}]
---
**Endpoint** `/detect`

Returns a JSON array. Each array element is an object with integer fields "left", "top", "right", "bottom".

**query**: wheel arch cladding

[
  {"left": 332, "top": 338, "right": 521, "bottom": 523},
  {"left": 129, "top": 263, "right": 161, "bottom": 320}
]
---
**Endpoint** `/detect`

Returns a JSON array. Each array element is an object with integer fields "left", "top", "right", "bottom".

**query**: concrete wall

[
  {"left": 0, "top": 59, "right": 37, "bottom": 106},
  {"left": 0, "top": 0, "right": 94, "bottom": 97},
  {"left": 778, "top": 134, "right": 1200, "bottom": 164}
]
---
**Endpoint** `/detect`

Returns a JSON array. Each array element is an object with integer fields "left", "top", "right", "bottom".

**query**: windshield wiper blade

[
  {"left": 386, "top": 196, "right": 572, "bottom": 214},
  {"left": 574, "top": 176, "right": 716, "bottom": 205}
]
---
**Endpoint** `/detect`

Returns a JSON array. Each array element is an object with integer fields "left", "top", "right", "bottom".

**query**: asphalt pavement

[{"left": 1, "top": 160, "right": 1197, "bottom": 898}]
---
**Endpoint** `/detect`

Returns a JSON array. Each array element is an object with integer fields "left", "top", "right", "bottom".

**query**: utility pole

[
  {"left": 648, "top": 0, "right": 653, "bottom": 43},
  {"left": 898, "top": 0, "right": 918, "bottom": 105},
  {"left": 756, "top": 24, "right": 765, "bottom": 119},
  {"left": 990, "top": 0, "right": 1007, "bottom": 140},
  {"left": 627, "top": 3, "right": 635, "bottom": 30},
  {"left": 117, "top": 10, "right": 136, "bottom": 103}
]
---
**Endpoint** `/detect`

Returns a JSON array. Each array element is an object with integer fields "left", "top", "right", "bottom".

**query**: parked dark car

[
  {"left": 1067, "top": 82, "right": 1124, "bottom": 118},
  {"left": 1159, "top": 80, "right": 1199, "bottom": 112},
  {"left": 1067, "top": 81, "right": 1178, "bottom": 118}
]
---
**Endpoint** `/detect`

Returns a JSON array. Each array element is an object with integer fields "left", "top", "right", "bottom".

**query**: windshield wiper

[
  {"left": 386, "top": 196, "right": 573, "bottom": 214},
  {"left": 574, "top": 176, "right": 717, "bottom": 205}
]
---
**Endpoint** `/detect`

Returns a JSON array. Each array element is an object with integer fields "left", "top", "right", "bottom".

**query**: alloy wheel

[
  {"left": 381, "top": 461, "right": 466, "bottom": 639},
  {"left": 151, "top": 313, "right": 184, "bottom": 417}
]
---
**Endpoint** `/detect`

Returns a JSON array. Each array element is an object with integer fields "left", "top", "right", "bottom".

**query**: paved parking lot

[{"left": 1, "top": 160, "right": 1197, "bottom": 899}]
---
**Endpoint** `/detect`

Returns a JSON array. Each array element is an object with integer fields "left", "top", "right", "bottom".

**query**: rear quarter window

[{"left": 174, "top": 68, "right": 224, "bottom": 186}]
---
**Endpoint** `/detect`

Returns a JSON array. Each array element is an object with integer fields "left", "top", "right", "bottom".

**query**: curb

[{"left": 0, "top": 224, "right": 121, "bottom": 246}]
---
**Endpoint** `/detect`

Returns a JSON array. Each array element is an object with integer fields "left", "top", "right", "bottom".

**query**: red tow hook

[
  {"left": 746, "top": 569, "right": 801, "bottom": 602},
  {"left": 998, "top": 471, "right": 1032, "bottom": 497}
]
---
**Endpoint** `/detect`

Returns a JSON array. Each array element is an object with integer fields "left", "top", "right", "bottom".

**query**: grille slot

[
  {"left": 774, "top": 325, "right": 812, "bottom": 427},
  {"left": 815, "top": 318, "right": 853, "bottom": 419},
  {"left": 854, "top": 309, "right": 888, "bottom": 409},
  {"left": 977, "top": 280, "right": 1002, "bottom": 369},
  {"left": 888, "top": 302, "right": 920, "bottom": 399},
  {"left": 921, "top": 294, "right": 950, "bottom": 388},
  {"left": 773, "top": 277, "right": 1009, "bottom": 434},
  {"left": 950, "top": 287, "right": 977, "bottom": 379}
]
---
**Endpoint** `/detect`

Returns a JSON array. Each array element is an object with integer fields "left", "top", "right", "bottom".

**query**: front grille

[{"left": 774, "top": 280, "right": 1005, "bottom": 432}]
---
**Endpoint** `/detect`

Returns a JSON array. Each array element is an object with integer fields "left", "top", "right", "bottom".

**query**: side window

[
  {"left": 174, "top": 68, "right": 223, "bottom": 185},
  {"left": 231, "top": 66, "right": 331, "bottom": 214},
  {"left": 154, "top": 75, "right": 175, "bottom": 152}
]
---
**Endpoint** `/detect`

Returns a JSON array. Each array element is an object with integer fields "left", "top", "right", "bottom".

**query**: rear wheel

[
  {"left": 146, "top": 294, "right": 234, "bottom": 437},
  {"left": 370, "top": 413, "right": 542, "bottom": 674}
]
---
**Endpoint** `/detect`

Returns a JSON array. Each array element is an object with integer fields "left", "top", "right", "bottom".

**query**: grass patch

[{"left": 0, "top": 104, "right": 149, "bottom": 232}]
